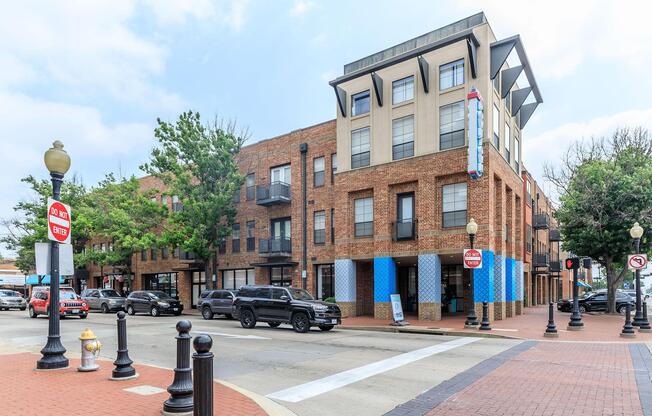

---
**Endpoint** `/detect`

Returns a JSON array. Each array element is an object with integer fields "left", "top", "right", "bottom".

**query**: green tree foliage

[
  {"left": 141, "top": 111, "right": 247, "bottom": 288},
  {"left": 546, "top": 127, "right": 652, "bottom": 312}
]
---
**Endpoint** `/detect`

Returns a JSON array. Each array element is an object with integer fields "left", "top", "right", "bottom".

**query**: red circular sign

[
  {"left": 464, "top": 249, "right": 482, "bottom": 268},
  {"left": 629, "top": 255, "right": 647, "bottom": 270},
  {"left": 48, "top": 201, "right": 71, "bottom": 243}
]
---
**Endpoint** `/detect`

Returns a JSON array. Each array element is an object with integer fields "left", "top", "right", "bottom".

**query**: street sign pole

[{"left": 567, "top": 258, "right": 584, "bottom": 331}]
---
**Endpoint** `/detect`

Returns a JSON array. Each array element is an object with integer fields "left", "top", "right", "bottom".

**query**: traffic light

[
  {"left": 582, "top": 258, "right": 592, "bottom": 269},
  {"left": 565, "top": 258, "right": 580, "bottom": 270}
]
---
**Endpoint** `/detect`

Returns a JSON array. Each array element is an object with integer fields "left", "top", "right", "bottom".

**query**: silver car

[
  {"left": 0, "top": 290, "right": 27, "bottom": 311},
  {"left": 81, "top": 288, "right": 126, "bottom": 313}
]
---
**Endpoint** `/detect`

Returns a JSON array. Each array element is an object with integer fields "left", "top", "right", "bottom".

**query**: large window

[
  {"left": 354, "top": 197, "right": 374, "bottom": 237},
  {"left": 246, "top": 174, "right": 255, "bottom": 200},
  {"left": 222, "top": 269, "right": 255, "bottom": 290},
  {"left": 504, "top": 122, "right": 511, "bottom": 161},
  {"left": 271, "top": 164, "right": 291, "bottom": 185},
  {"left": 351, "top": 127, "right": 370, "bottom": 168},
  {"left": 317, "top": 264, "right": 335, "bottom": 300},
  {"left": 232, "top": 223, "right": 240, "bottom": 253},
  {"left": 514, "top": 137, "right": 520, "bottom": 172},
  {"left": 270, "top": 266, "right": 294, "bottom": 287},
  {"left": 314, "top": 211, "right": 325, "bottom": 244},
  {"left": 144, "top": 273, "right": 178, "bottom": 298},
  {"left": 442, "top": 183, "right": 467, "bottom": 228},
  {"left": 140, "top": 250, "right": 147, "bottom": 261},
  {"left": 331, "top": 153, "right": 337, "bottom": 184},
  {"left": 392, "top": 115, "right": 414, "bottom": 160},
  {"left": 172, "top": 195, "right": 182, "bottom": 212},
  {"left": 246, "top": 220, "right": 255, "bottom": 252},
  {"left": 351, "top": 90, "right": 370, "bottom": 116},
  {"left": 150, "top": 247, "right": 157, "bottom": 261},
  {"left": 493, "top": 104, "right": 500, "bottom": 148},
  {"left": 392, "top": 76, "right": 414, "bottom": 104},
  {"left": 313, "top": 157, "right": 325, "bottom": 187},
  {"left": 440, "top": 101, "right": 465, "bottom": 150},
  {"left": 439, "top": 59, "right": 464, "bottom": 90}
]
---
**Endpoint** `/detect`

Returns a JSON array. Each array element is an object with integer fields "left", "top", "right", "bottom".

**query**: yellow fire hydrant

[{"left": 78, "top": 328, "right": 101, "bottom": 372}]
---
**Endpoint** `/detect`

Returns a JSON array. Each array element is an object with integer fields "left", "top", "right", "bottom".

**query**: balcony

[
  {"left": 259, "top": 237, "right": 292, "bottom": 257},
  {"left": 549, "top": 228, "right": 561, "bottom": 242},
  {"left": 393, "top": 219, "right": 418, "bottom": 241},
  {"left": 533, "top": 253, "right": 550, "bottom": 268},
  {"left": 549, "top": 260, "right": 562, "bottom": 273},
  {"left": 256, "top": 181, "right": 291, "bottom": 206},
  {"left": 533, "top": 213, "right": 550, "bottom": 230}
]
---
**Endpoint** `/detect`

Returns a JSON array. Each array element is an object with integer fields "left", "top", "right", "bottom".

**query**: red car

[{"left": 28, "top": 286, "right": 89, "bottom": 319}]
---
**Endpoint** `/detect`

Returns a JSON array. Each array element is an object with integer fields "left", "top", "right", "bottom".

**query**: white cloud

[{"left": 289, "top": 0, "right": 315, "bottom": 18}]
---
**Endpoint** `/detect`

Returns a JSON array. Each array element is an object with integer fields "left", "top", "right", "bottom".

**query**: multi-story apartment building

[{"left": 83, "top": 12, "right": 551, "bottom": 322}]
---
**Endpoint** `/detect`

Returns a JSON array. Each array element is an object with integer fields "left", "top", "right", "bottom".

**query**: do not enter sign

[
  {"left": 463, "top": 249, "right": 483, "bottom": 269},
  {"left": 47, "top": 198, "right": 71, "bottom": 244}
]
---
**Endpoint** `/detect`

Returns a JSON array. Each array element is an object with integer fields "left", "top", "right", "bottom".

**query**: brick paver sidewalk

[{"left": 1, "top": 353, "right": 267, "bottom": 416}]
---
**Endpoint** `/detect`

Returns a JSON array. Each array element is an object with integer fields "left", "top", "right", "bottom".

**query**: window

[
  {"left": 439, "top": 59, "right": 464, "bottom": 90},
  {"left": 232, "top": 223, "right": 240, "bottom": 253},
  {"left": 161, "top": 195, "right": 168, "bottom": 206},
  {"left": 526, "top": 225, "right": 532, "bottom": 253},
  {"left": 514, "top": 137, "right": 520, "bottom": 172},
  {"left": 218, "top": 238, "right": 226, "bottom": 255},
  {"left": 493, "top": 104, "right": 500, "bottom": 148},
  {"left": 505, "top": 92, "right": 511, "bottom": 116},
  {"left": 396, "top": 193, "right": 415, "bottom": 240},
  {"left": 505, "top": 224, "right": 509, "bottom": 242},
  {"left": 392, "top": 76, "right": 414, "bottom": 104},
  {"left": 526, "top": 181, "right": 532, "bottom": 206},
  {"left": 314, "top": 211, "right": 325, "bottom": 244},
  {"left": 351, "top": 90, "right": 370, "bottom": 116},
  {"left": 331, "top": 208, "right": 335, "bottom": 244},
  {"left": 440, "top": 101, "right": 465, "bottom": 150},
  {"left": 173, "top": 246, "right": 180, "bottom": 258},
  {"left": 141, "top": 250, "right": 147, "bottom": 262},
  {"left": 442, "top": 183, "right": 467, "bottom": 227},
  {"left": 331, "top": 153, "right": 337, "bottom": 184},
  {"left": 504, "top": 122, "right": 511, "bottom": 161},
  {"left": 101, "top": 243, "right": 106, "bottom": 252},
  {"left": 351, "top": 127, "right": 370, "bottom": 168},
  {"left": 493, "top": 73, "right": 500, "bottom": 92},
  {"left": 246, "top": 221, "right": 255, "bottom": 252},
  {"left": 313, "top": 157, "right": 325, "bottom": 187},
  {"left": 150, "top": 247, "right": 157, "bottom": 261},
  {"left": 161, "top": 247, "right": 169, "bottom": 259},
  {"left": 232, "top": 188, "right": 240, "bottom": 203},
  {"left": 246, "top": 174, "right": 255, "bottom": 200},
  {"left": 392, "top": 115, "right": 414, "bottom": 160},
  {"left": 270, "top": 164, "right": 291, "bottom": 185},
  {"left": 144, "top": 273, "right": 178, "bottom": 297},
  {"left": 222, "top": 269, "right": 255, "bottom": 289},
  {"left": 172, "top": 195, "right": 182, "bottom": 212},
  {"left": 92, "top": 244, "right": 97, "bottom": 251},
  {"left": 270, "top": 266, "right": 294, "bottom": 287},
  {"left": 354, "top": 197, "right": 373, "bottom": 237},
  {"left": 272, "top": 288, "right": 289, "bottom": 300},
  {"left": 317, "top": 264, "right": 335, "bottom": 300}
]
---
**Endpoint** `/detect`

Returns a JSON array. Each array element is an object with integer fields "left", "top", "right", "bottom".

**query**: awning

[
  {"left": 250, "top": 261, "right": 298, "bottom": 268},
  {"left": 26, "top": 275, "right": 66, "bottom": 285},
  {"left": 576, "top": 281, "right": 592, "bottom": 288}
]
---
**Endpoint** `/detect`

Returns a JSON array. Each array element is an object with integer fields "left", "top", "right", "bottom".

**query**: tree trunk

[{"left": 605, "top": 258, "right": 628, "bottom": 314}]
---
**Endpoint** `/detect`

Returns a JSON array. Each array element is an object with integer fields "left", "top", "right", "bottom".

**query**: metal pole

[
  {"left": 633, "top": 238, "right": 646, "bottom": 326},
  {"left": 621, "top": 303, "right": 635, "bottom": 337},
  {"left": 193, "top": 334, "right": 214, "bottom": 416},
  {"left": 36, "top": 172, "right": 69, "bottom": 370},
  {"left": 479, "top": 301, "right": 491, "bottom": 330},
  {"left": 544, "top": 301, "right": 558, "bottom": 337},
  {"left": 464, "top": 234, "right": 479, "bottom": 327},
  {"left": 163, "top": 320, "right": 194, "bottom": 414},
  {"left": 568, "top": 265, "right": 584, "bottom": 330},
  {"left": 111, "top": 311, "right": 137, "bottom": 380},
  {"left": 640, "top": 303, "right": 652, "bottom": 332}
]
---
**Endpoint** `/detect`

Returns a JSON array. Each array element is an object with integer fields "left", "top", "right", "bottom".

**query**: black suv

[
  {"left": 558, "top": 291, "right": 634, "bottom": 314},
  {"left": 234, "top": 285, "right": 341, "bottom": 333},
  {"left": 198, "top": 289, "right": 239, "bottom": 320},
  {"left": 125, "top": 290, "right": 183, "bottom": 316}
]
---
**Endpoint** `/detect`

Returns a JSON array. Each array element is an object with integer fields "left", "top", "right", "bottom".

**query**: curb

[{"left": 339, "top": 325, "right": 521, "bottom": 339}]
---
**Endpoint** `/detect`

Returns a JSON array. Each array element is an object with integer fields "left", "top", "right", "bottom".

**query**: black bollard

[
  {"left": 193, "top": 335, "right": 214, "bottom": 416},
  {"left": 621, "top": 303, "right": 636, "bottom": 338},
  {"left": 639, "top": 303, "right": 652, "bottom": 333},
  {"left": 111, "top": 311, "right": 137, "bottom": 380},
  {"left": 163, "top": 320, "right": 194, "bottom": 414},
  {"left": 479, "top": 301, "right": 491, "bottom": 330},
  {"left": 544, "top": 302, "right": 558, "bottom": 338}
]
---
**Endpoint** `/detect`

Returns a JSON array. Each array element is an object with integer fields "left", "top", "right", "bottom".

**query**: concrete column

[
  {"left": 505, "top": 258, "right": 515, "bottom": 317},
  {"left": 373, "top": 257, "right": 396, "bottom": 320},
  {"left": 515, "top": 260, "right": 524, "bottom": 315},
  {"left": 335, "top": 259, "right": 356, "bottom": 317},
  {"left": 474, "top": 250, "right": 495, "bottom": 321},
  {"left": 417, "top": 254, "right": 441, "bottom": 321},
  {"left": 494, "top": 254, "right": 506, "bottom": 320}
]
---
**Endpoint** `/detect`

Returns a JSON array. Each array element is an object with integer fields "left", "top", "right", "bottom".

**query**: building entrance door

[
  {"left": 441, "top": 265, "right": 464, "bottom": 315},
  {"left": 397, "top": 266, "right": 417, "bottom": 314}
]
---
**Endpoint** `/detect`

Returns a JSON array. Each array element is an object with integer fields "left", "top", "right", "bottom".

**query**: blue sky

[{"left": 2, "top": 0, "right": 652, "bottom": 257}]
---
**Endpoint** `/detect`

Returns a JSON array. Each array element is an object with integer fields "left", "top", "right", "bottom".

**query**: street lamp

[
  {"left": 630, "top": 222, "right": 649, "bottom": 328},
  {"left": 36, "top": 140, "right": 70, "bottom": 370},
  {"left": 464, "top": 218, "right": 479, "bottom": 328}
]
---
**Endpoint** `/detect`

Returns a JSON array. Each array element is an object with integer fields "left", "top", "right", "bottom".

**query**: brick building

[{"left": 84, "top": 12, "right": 563, "bottom": 322}]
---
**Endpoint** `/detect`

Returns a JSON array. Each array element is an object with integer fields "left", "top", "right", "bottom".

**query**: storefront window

[
  {"left": 143, "top": 273, "right": 178, "bottom": 298},
  {"left": 270, "top": 267, "right": 293, "bottom": 287},
  {"left": 222, "top": 269, "right": 255, "bottom": 289},
  {"left": 441, "top": 265, "right": 464, "bottom": 313},
  {"left": 317, "top": 264, "right": 334, "bottom": 299}
]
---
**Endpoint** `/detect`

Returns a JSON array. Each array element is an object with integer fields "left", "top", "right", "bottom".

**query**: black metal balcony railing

[
  {"left": 549, "top": 260, "right": 562, "bottom": 273},
  {"left": 256, "top": 181, "right": 291, "bottom": 206},
  {"left": 393, "top": 219, "right": 417, "bottom": 241},
  {"left": 259, "top": 237, "right": 292, "bottom": 256},
  {"left": 549, "top": 228, "right": 561, "bottom": 242},
  {"left": 533, "top": 213, "right": 550, "bottom": 230},
  {"left": 533, "top": 253, "right": 550, "bottom": 268}
]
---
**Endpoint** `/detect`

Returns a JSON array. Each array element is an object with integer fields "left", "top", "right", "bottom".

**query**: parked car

[
  {"left": 557, "top": 291, "right": 634, "bottom": 314},
  {"left": 125, "top": 290, "right": 183, "bottom": 316},
  {"left": 0, "top": 290, "right": 27, "bottom": 311},
  {"left": 81, "top": 288, "right": 126, "bottom": 313},
  {"left": 623, "top": 290, "right": 650, "bottom": 302},
  {"left": 198, "top": 289, "right": 238, "bottom": 320},
  {"left": 28, "top": 286, "right": 88, "bottom": 319},
  {"left": 233, "top": 285, "right": 341, "bottom": 333}
]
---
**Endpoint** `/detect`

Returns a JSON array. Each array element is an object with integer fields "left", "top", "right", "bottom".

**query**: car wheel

[
  {"left": 28, "top": 306, "right": 37, "bottom": 318},
  {"left": 292, "top": 312, "right": 310, "bottom": 333},
  {"left": 579, "top": 305, "right": 587, "bottom": 314},
  {"left": 202, "top": 306, "right": 214, "bottom": 320},
  {"left": 240, "top": 309, "right": 256, "bottom": 329},
  {"left": 267, "top": 322, "right": 281, "bottom": 328},
  {"left": 173, "top": 311, "right": 182, "bottom": 316},
  {"left": 19, "top": 307, "right": 26, "bottom": 311},
  {"left": 150, "top": 306, "right": 160, "bottom": 317},
  {"left": 101, "top": 303, "right": 110, "bottom": 314},
  {"left": 225, "top": 313, "right": 234, "bottom": 320},
  {"left": 79, "top": 313, "right": 87, "bottom": 319},
  {"left": 617, "top": 305, "right": 625, "bottom": 314},
  {"left": 318, "top": 325, "right": 334, "bottom": 332},
  {"left": 126, "top": 305, "right": 135, "bottom": 316}
]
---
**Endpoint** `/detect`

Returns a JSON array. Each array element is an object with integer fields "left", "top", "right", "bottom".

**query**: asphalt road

[{"left": 0, "top": 310, "right": 520, "bottom": 416}]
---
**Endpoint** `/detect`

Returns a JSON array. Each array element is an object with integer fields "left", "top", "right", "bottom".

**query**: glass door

[{"left": 270, "top": 164, "right": 291, "bottom": 184}]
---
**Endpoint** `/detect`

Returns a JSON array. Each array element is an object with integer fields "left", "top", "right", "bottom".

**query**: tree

[
  {"left": 545, "top": 127, "right": 652, "bottom": 313},
  {"left": 141, "top": 111, "right": 247, "bottom": 289}
]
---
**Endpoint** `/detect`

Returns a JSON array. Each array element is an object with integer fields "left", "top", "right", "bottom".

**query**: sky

[{"left": 2, "top": 0, "right": 652, "bottom": 259}]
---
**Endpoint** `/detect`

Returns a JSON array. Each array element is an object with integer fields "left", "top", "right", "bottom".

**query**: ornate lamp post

[
  {"left": 464, "top": 218, "right": 479, "bottom": 327},
  {"left": 36, "top": 140, "right": 70, "bottom": 370},
  {"left": 630, "top": 222, "right": 648, "bottom": 327}
]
